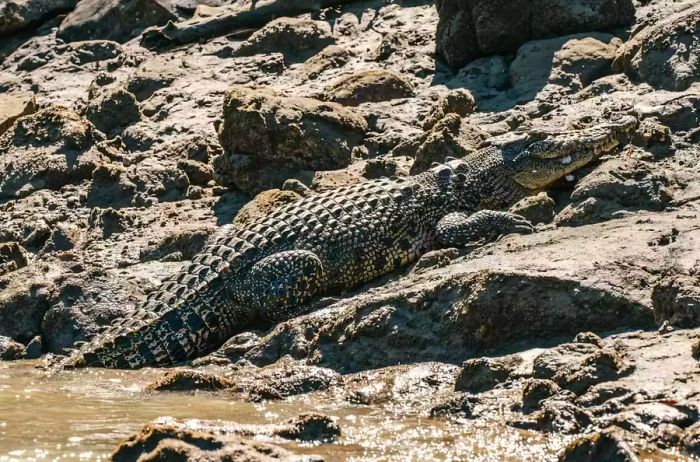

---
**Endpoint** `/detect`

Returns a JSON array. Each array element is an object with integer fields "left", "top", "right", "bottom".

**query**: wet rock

[
  {"left": 454, "top": 355, "right": 523, "bottom": 393},
  {"left": 301, "top": 45, "right": 351, "bottom": 79},
  {"left": 682, "top": 421, "right": 700, "bottom": 455},
  {"left": 533, "top": 339, "right": 632, "bottom": 395},
  {"left": 0, "top": 264, "right": 56, "bottom": 343},
  {"left": 522, "top": 379, "right": 561, "bottom": 413},
  {"left": 237, "top": 18, "right": 334, "bottom": 63},
  {"left": 0, "top": 92, "right": 37, "bottom": 136},
  {"left": 435, "top": 0, "right": 635, "bottom": 70},
  {"left": 85, "top": 88, "right": 141, "bottom": 136},
  {"left": 555, "top": 158, "right": 673, "bottom": 227},
  {"left": 0, "top": 0, "right": 76, "bottom": 35},
  {"left": 534, "top": 399, "right": 593, "bottom": 434},
  {"left": 429, "top": 393, "right": 479, "bottom": 418},
  {"left": 615, "top": 5, "right": 700, "bottom": 91},
  {"left": 652, "top": 275, "right": 700, "bottom": 328},
  {"left": 610, "top": 402, "right": 698, "bottom": 442},
  {"left": 232, "top": 362, "right": 339, "bottom": 402},
  {"left": 273, "top": 413, "right": 340, "bottom": 443},
  {"left": 232, "top": 189, "right": 301, "bottom": 229},
  {"left": 422, "top": 89, "right": 475, "bottom": 130},
  {"left": 23, "top": 335, "right": 42, "bottom": 359},
  {"left": 112, "top": 422, "right": 324, "bottom": 462},
  {"left": 558, "top": 428, "right": 639, "bottom": 462},
  {"left": 0, "top": 106, "right": 105, "bottom": 199},
  {"left": 146, "top": 369, "right": 235, "bottom": 392},
  {"left": 0, "top": 335, "right": 25, "bottom": 360},
  {"left": 323, "top": 69, "right": 415, "bottom": 106},
  {"left": 57, "top": 0, "right": 178, "bottom": 43},
  {"left": 509, "top": 192, "right": 555, "bottom": 225},
  {"left": 0, "top": 242, "right": 28, "bottom": 276}
]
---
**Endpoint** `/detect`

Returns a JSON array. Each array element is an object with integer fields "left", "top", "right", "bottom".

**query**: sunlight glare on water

[{"left": 0, "top": 361, "right": 688, "bottom": 462}]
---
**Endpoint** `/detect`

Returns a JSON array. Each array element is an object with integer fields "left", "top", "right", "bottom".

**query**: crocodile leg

[
  {"left": 436, "top": 210, "right": 534, "bottom": 247},
  {"left": 244, "top": 250, "right": 325, "bottom": 321}
]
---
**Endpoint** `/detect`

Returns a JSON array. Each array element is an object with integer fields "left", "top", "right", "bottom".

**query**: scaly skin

[{"left": 57, "top": 116, "right": 637, "bottom": 369}]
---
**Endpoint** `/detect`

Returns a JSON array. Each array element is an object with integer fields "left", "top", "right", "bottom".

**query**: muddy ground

[{"left": 0, "top": 0, "right": 699, "bottom": 460}]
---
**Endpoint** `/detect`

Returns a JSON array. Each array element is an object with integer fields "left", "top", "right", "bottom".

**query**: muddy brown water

[{"left": 0, "top": 361, "right": 689, "bottom": 461}]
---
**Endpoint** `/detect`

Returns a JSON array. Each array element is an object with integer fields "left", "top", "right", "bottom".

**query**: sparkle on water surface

[{"left": 0, "top": 361, "right": 690, "bottom": 462}]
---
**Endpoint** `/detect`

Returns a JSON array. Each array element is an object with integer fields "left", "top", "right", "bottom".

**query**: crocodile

[{"left": 57, "top": 116, "right": 637, "bottom": 370}]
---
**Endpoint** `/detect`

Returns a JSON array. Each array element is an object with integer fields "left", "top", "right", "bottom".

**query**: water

[{"left": 0, "top": 361, "right": 690, "bottom": 461}]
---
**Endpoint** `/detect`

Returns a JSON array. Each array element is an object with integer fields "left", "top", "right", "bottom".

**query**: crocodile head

[{"left": 505, "top": 115, "right": 638, "bottom": 190}]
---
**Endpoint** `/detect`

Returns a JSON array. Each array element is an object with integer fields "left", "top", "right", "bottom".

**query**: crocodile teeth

[
  {"left": 566, "top": 174, "right": 575, "bottom": 182},
  {"left": 560, "top": 155, "right": 572, "bottom": 165}
]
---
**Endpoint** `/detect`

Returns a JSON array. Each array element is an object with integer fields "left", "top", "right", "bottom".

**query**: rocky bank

[{"left": 0, "top": 0, "right": 699, "bottom": 460}]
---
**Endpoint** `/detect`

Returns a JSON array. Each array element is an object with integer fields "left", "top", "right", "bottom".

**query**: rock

[
  {"left": 0, "top": 336, "right": 25, "bottom": 360},
  {"left": 435, "top": 0, "right": 635, "bottom": 70},
  {"left": 65, "top": 40, "right": 124, "bottom": 66},
  {"left": 301, "top": 45, "right": 351, "bottom": 79},
  {"left": 454, "top": 355, "right": 523, "bottom": 393},
  {"left": 615, "top": 5, "right": 700, "bottom": 91},
  {"left": 230, "top": 361, "right": 339, "bottom": 402},
  {"left": 522, "top": 379, "right": 561, "bottom": 412},
  {"left": 412, "top": 248, "right": 459, "bottom": 273},
  {"left": 273, "top": 413, "right": 340, "bottom": 443},
  {"left": 177, "top": 159, "right": 213, "bottom": 186},
  {"left": 216, "top": 86, "right": 366, "bottom": 194},
  {"left": 23, "top": 335, "right": 42, "bottom": 359},
  {"left": 509, "top": 33, "right": 621, "bottom": 100},
  {"left": 692, "top": 339, "right": 700, "bottom": 360},
  {"left": 422, "top": 89, "right": 475, "bottom": 130},
  {"left": 85, "top": 88, "right": 141, "bottom": 136},
  {"left": 237, "top": 18, "right": 335, "bottom": 63},
  {"left": 393, "top": 114, "right": 486, "bottom": 175},
  {"left": 558, "top": 429, "right": 639, "bottom": 462},
  {"left": 57, "top": 0, "right": 178, "bottom": 43},
  {"left": 509, "top": 192, "right": 555, "bottom": 225},
  {"left": 146, "top": 369, "right": 235, "bottom": 392},
  {"left": 0, "top": 93, "right": 37, "bottom": 136},
  {"left": 0, "top": 242, "right": 28, "bottom": 276},
  {"left": 533, "top": 339, "right": 633, "bottom": 395},
  {"left": 533, "top": 399, "right": 593, "bottom": 434},
  {"left": 0, "top": 0, "right": 76, "bottom": 35},
  {"left": 610, "top": 402, "right": 698, "bottom": 441},
  {"left": 323, "top": 69, "right": 415, "bottom": 106},
  {"left": 556, "top": 158, "right": 673, "bottom": 227},
  {"left": 429, "top": 393, "right": 479, "bottom": 418},
  {"left": 0, "top": 264, "right": 57, "bottom": 343},
  {"left": 652, "top": 275, "right": 700, "bottom": 328},
  {"left": 574, "top": 332, "right": 603, "bottom": 347},
  {"left": 682, "top": 421, "right": 700, "bottom": 455},
  {"left": 0, "top": 106, "right": 107, "bottom": 199},
  {"left": 232, "top": 189, "right": 301, "bottom": 229},
  {"left": 112, "top": 422, "right": 325, "bottom": 462},
  {"left": 139, "top": 229, "right": 211, "bottom": 263}
]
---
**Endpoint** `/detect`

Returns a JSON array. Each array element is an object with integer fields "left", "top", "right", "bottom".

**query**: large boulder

[
  {"left": 615, "top": 4, "right": 700, "bottom": 91},
  {"left": 215, "top": 86, "right": 367, "bottom": 194},
  {"left": 436, "top": 0, "right": 635, "bottom": 70},
  {"left": 57, "top": 0, "right": 177, "bottom": 43},
  {"left": 0, "top": 0, "right": 76, "bottom": 35}
]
